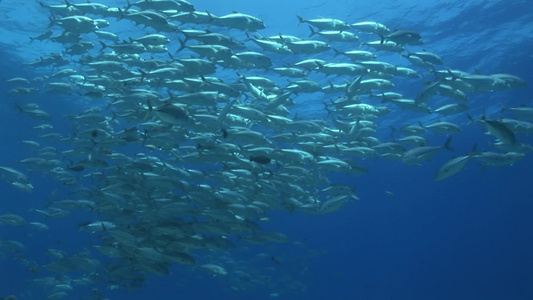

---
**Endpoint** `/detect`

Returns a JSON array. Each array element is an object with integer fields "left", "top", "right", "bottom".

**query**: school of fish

[{"left": 1, "top": 0, "right": 531, "bottom": 298}]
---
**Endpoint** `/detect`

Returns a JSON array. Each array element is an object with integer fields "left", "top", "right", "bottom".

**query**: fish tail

[
  {"left": 181, "top": 30, "right": 192, "bottom": 43},
  {"left": 444, "top": 137, "right": 454, "bottom": 152},
  {"left": 389, "top": 126, "right": 397, "bottom": 138},
  {"left": 110, "top": 111, "right": 117, "bottom": 122},
  {"left": 333, "top": 143, "right": 340, "bottom": 154},
  {"left": 78, "top": 221, "right": 91, "bottom": 230},
  {"left": 206, "top": 10, "right": 215, "bottom": 22},
  {"left": 466, "top": 113, "right": 475, "bottom": 126},
  {"left": 167, "top": 52, "right": 175, "bottom": 61},
  {"left": 176, "top": 38, "right": 186, "bottom": 53},
  {"left": 470, "top": 143, "right": 478, "bottom": 155},
  {"left": 307, "top": 25, "right": 316, "bottom": 38},
  {"left": 445, "top": 68, "right": 459, "bottom": 81},
  {"left": 323, "top": 102, "right": 333, "bottom": 117},
  {"left": 47, "top": 15, "right": 56, "bottom": 28},
  {"left": 296, "top": 15, "right": 304, "bottom": 26},
  {"left": 196, "top": 143, "right": 204, "bottom": 157},
  {"left": 332, "top": 47, "right": 342, "bottom": 57},
  {"left": 143, "top": 99, "right": 153, "bottom": 121},
  {"left": 244, "top": 31, "right": 252, "bottom": 42},
  {"left": 99, "top": 41, "right": 107, "bottom": 52},
  {"left": 14, "top": 103, "right": 24, "bottom": 113},
  {"left": 137, "top": 68, "right": 146, "bottom": 82}
]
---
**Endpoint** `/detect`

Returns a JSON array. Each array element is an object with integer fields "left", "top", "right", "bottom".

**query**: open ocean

[{"left": 1, "top": 0, "right": 533, "bottom": 299}]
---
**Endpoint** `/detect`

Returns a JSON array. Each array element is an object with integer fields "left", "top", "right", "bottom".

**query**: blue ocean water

[{"left": 0, "top": 0, "right": 532, "bottom": 299}]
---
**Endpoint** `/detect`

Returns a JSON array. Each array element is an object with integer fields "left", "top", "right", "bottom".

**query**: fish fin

[
  {"left": 323, "top": 102, "right": 333, "bottom": 117},
  {"left": 466, "top": 113, "right": 476, "bottom": 126},
  {"left": 14, "top": 103, "right": 24, "bottom": 113},
  {"left": 296, "top": 15, "right": 304, "bottom": 26},
  {"left": 445, "top": 68, "right": 459, "bottom": 81},
  {"left": 206, "top": 10, "right": 215, "bottom": 22},
  {"left": 176, "top": 38, "right": 186, "bottom": 53},
  {"left": 307, "top": 25, "right": 316, "bottom": 38},
  {"left": 332, "top": 47, "right": 342, "bottom": 57},
  {"left": 143, "top": 99, "right": 153, "bottom": 121},
  {"left": 470, "top": 143, "right": 478, "bottom": 155},
  {"left": 137, "top": 68, "right": 146, "bottom": 82},
  {"left": 444, "top": 137, "right": 454, "bottom": 152},
  {"left": 99, "top": 41, "right": 107, "bottom": 52},
  {"left": 167, "top": 52, "right": 175, "bottom": 61}
]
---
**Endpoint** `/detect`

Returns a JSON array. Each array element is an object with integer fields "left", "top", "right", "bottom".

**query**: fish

[
  {"left": 502, "top": 106, "right": 533, "bottom": 120},
  {"left": 473, "top": 116, "right": 516, "bottom": 144},
  {"left": 362, "top": 40, "right": 405, "bottom": 52},
  {"left": 235, "top": 51, "right": 273, "bottom": 68},
  {"left": 333, "top": 49, "right": 377, "bottom": 61},
  {"left": 3, "top": 2, "right": 530, "bottom": 296},
  {"left": 99, "top": 41, "right": 146, "bottom": 54},
  {"left": 54, "top": 16, "right": 99, "bottom": 34},
  {"left": 170, "top": 11, "right": 213, "bottom": 24},
  {"left": 381, "top": 30, "right": 423, "bottom": 45},
  {"left": 351, "top": 21, "right": 390, "bottom": 35},
  {"left": 0, "top": 166, "right": 29, "bottom": 183},
  {"left": 250, "top": 155, "right": 271, "bottom": 164},
  {"left": 209, "top": 12, "right": 265, "bottom": 31},
  {"left": 247, "top": 35, "right": 293, "bottom": 54},
  {"left": 147, "top": 101, "right": 190, "bottom": 125},
  {"left": 319, "top": 194, "right": 352, "bottom": 214},
  {"left": 79, "top": 221, "right": 117, "bottom": 232},
  {"left": 433, "top": 103, "right": 469, "bottom": 115},
  {"left": 182, "top": 42, "right": 233, "bottom": 59},
  {"left": 415, "top": 80, "right": 441, "bottom": 104},
  {"left": 29, "top": 29, "right": 53, "bottom": 43},
  {"left": 127, "top": 0, "right": 195, "bottom": 12},
  {"left": 0, "top": 214, "right": 27, "bottom": 226},
  {"left": 297, "top": 15, "right": 350, "bottom": 31},
  {"left": 421, "top": 121, "right": 462, "bottom": 134},
  {"left": 65, "top": 0, "right": 109, "bottom": 15},
  {"left": 308, "top": 27, "right": 359, "bottom": 42},
  {"left": 199, "top": 264, "right": 228, "bottom": 276},
  {"left": 405, "top": 50, "right": 443, "bottom": 65},
  {"left": 403, "top": 137, "right": 454, "bottom": 164},
  {"left": 492, "top": 73, "right": 528, "bottom": 89},
  {"left": 130, "top": 34, "right": 170, "bottom": 46},
  {"left": 286, "top": 40, "right": 331, "bottom": 54},
  {"left": 473, "top": 151, "right": 525, "bottom": 167},
  {"left": 434, "top": 154, "right": 473, "bottom": 181}
]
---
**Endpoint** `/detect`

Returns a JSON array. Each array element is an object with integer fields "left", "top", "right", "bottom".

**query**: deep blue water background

[{"left": 1, "top": 0, "right": 533, "bottom": 299}]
